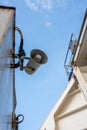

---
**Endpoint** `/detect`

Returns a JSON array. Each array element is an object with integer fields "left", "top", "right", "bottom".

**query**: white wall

[
  {"left": 55, "top": 108, "right": 87, "bottom": 130},
  {"left": 55, "top": 89, "right": 87, "bottom": 130}
]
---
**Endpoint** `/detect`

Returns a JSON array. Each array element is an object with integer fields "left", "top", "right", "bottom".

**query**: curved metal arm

[
  {"left": 11, "top": 27, "right": 26, "bottom": 70},
  {"left": 15, "top": 114, "right": 24, "bottom": 124},
  {"left": 15, "top": 26, "right": 23, "bottom": 39},
  {"left": 12, "top": 112, "right": 24, "bottom": 129},
  {"left": 15, "top": 27, "right": 26, "bottom": 57}
]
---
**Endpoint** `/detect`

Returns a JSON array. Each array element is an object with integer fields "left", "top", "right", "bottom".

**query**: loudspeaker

[{"left": 25, "top": 49, "right": 48, "bottom": 74}]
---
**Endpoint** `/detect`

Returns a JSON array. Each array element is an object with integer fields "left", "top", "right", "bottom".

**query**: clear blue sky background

[{"left": 0, "top": 1, "right": 87, "bottom": 130}]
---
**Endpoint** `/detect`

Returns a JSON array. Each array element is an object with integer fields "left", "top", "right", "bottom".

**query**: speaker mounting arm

[
  {"left": 10, "top": 27, "right": 48, "bottom": 75},
  {"left": 11, "top": 26, "right": 26, "bottom": 70}
]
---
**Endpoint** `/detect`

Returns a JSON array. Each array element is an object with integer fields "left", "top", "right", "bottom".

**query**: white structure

[
  {"left": 39, "top": 10, "right": 87, "bottom": 130},
  {"left": 0, "top": 6, "right": 16, "bottom": 130}
]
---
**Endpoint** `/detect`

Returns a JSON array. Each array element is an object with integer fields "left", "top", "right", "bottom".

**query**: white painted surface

[
  {"left": 0, "top": 7, "right": 15, "bottom": 130},
  {"left": 56, "top": 108, "right": 87, "bottom": 130},
  {"left": 0, "top": 9, "right": 14, "bottom": 44},
  {"left": 74, "top": 14, "right": 87, "bottom": 63},
  {"left": 56, "top": 90, "right": 87, "bottom": 116},
  {"left": 80, "top": 66, "right": 87, "bottom": 82},
  {"left": 39, "top": 78, "right": 75, "bottom": 130},
  {"left": 74, "top": 66, "right": 87, "bottom": 101}
]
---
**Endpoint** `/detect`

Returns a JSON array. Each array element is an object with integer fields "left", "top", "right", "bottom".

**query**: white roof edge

[
  {"left": 53, "top": 77, "right": 75, "bottom": 116},
  {"left": 73, "top": 10, "right": 87, "bottom": 62},
  {"left": 39, "top": 77, "right": 75, "bottom": 129}
]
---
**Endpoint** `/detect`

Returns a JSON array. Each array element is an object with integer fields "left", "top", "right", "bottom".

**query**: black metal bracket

[
  {"left": 64, "top": 33, "right": 77, "bottom": 81},
  {"left": 11, "top": 27, "right": 26, "bottom": 70},
  {"left": 11, "top": 112, "right": 24, "bottom": 130}
]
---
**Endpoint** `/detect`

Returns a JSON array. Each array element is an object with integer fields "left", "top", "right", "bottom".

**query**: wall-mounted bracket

[{"left": 11, "top": 112, "right": 24, "bottom": 130}]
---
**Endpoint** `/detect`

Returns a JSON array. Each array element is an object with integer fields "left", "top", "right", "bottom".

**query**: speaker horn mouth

[{"left": 30, "top": 49, "right": 48, "bottom": 64}]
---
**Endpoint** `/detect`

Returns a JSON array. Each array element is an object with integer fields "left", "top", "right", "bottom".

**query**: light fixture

[{"left": 10, "top": 27, "right": 48, "bottom": 74}]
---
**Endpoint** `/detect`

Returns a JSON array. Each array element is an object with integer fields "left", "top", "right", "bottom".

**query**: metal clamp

[{"left": 12, "top": 112, "right": 24, "bottom": 129}]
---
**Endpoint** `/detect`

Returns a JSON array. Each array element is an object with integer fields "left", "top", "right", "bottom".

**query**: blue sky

[{"left": 0, "top": 1, "right": 87, "bottom": 130}]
